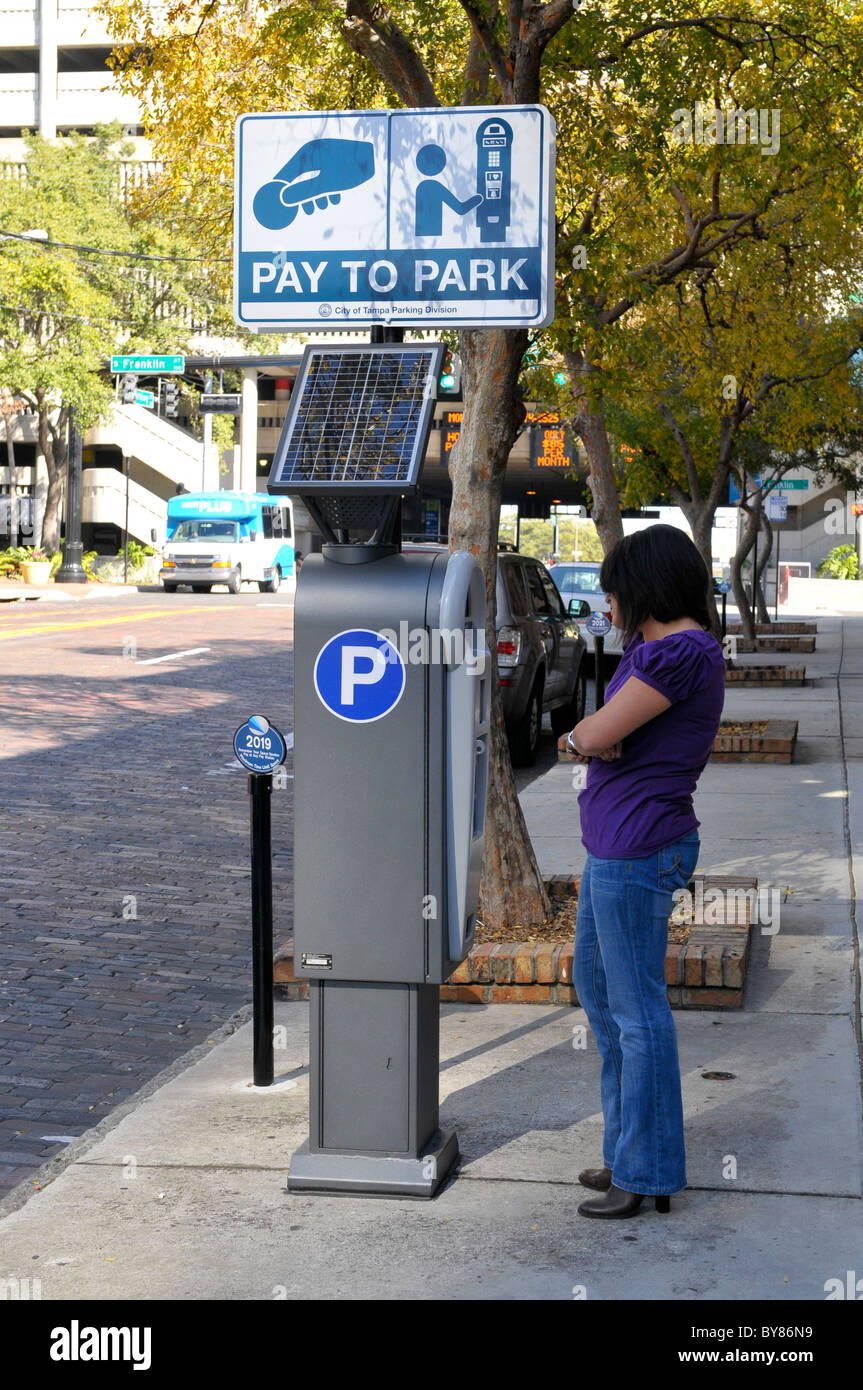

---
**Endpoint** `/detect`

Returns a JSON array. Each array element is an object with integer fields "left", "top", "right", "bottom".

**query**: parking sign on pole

[{"left": 234, "top": 105, "right": 556, "bottom": 330}]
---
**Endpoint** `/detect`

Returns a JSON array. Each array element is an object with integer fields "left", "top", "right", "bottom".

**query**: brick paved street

[
  {"left": 0, "top": 590, "right": 295, "bottom": 1195},
  {"left": 0, "top": 586, "right": 599, "bottom": 1198}
]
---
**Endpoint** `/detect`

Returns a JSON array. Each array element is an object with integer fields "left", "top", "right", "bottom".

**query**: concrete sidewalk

[
  {"left": 1, "top": 618, "right": 860, "bottom": 1300},
  {"left": 0, "top": 580, "right": 146, "bottom": 603}
]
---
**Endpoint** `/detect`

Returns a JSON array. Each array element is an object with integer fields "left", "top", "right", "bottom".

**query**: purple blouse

[{"left": 578, "top": 628, "right": 726, "bottom": 859}]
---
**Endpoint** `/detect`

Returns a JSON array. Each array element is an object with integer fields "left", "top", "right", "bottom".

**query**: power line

[{"left": 0, "top": 227, "right": 229, "bottom": 264}]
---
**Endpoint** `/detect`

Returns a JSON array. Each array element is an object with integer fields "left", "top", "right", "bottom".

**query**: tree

[
  {"left": 545, "top": 2, "right": 863, "bottom": 551},
  {"left": 0, "top": 125, "right": 244, "bottom": 551},
  {"left": 99, "top": 0, "right": 863, "bottom": 927},
  {"left": 603, "top": 226, "right": 863, "bottom": 638}
]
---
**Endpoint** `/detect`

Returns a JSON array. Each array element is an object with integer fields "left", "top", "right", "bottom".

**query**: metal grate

[{"left": 268, "top": 344, "right": 443, "bottom": 495}]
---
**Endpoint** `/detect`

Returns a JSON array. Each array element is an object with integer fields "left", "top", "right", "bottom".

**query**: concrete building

[{"left": 0, "top": 0, "right": 144, "bottom": 150}]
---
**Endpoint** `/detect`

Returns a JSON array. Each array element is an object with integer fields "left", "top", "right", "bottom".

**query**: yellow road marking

[{"left": 0, "top": 606, "right": 235, "bottom": 641}]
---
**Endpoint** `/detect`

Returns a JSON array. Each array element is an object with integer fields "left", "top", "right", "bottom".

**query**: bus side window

[{"left": 262, "top": 507, "right": 275, "bottom": 540}]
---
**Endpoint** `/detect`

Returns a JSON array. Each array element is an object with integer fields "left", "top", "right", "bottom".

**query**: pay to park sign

[{"left": 234, "top": 105, "right": 556, "bottom": 330}]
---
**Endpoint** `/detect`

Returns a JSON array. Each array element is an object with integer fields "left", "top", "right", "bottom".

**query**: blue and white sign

[
  {"left": 314, "top": 629, "right": 406, "bottom": 723},
  {"left": 765, "top": 491, "right": 788, "bottom": 522},
  {"left": 717, "top": 580, "right": 731, "bottom": 594},
  {"left": 234, "top": 106, "right": 555, "bottom": 329},
  {"left": 234, "top": 714, "right": 288, "bottom": 774},
  {"left": 585, "top": 611, "right": 612, "bottom": 637}
]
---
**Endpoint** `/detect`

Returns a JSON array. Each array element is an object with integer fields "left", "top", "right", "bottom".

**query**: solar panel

[{"left": 268, "top": 343, "right": 444, "bottom": 495}]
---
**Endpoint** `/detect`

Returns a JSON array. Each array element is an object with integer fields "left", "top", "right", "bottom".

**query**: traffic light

[
  {"left": 121, "top": 373, "right": 137, "bottom": 404},
  {"left": 438, "top": 351, "right": 462, "bottom": 400},
  {"left": 164, "top": 379, "right": 180, "bottom": 418}
]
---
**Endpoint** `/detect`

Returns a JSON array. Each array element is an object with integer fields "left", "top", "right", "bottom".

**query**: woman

[{"left": 558, "top": 525, "right": 726, "bottom": 1219}]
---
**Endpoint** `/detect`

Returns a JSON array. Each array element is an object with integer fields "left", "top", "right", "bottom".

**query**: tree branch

[{"left": 342, "top": 1, "right": 438, "bottom": 106}]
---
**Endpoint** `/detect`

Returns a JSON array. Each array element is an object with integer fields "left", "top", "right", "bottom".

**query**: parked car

[
  {"left": 403, "top": 544, "right": 589, "bottom": 766},
  {"left": 497, "top": 551, "right": 589, "bottom": 764},
  {"left": 548, "top": 561, "right": 625, "bottom": 656}
]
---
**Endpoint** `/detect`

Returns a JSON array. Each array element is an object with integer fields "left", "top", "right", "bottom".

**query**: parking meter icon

[{"left": 475, "top": 117, "right": 514, "bottom": 243}]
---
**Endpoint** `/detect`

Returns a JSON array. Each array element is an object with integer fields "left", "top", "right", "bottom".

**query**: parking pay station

[{"left": 268, "top": 343, "right": 490, "bottom": 1197}]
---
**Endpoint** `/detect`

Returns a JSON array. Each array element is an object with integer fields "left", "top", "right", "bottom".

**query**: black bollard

[
  {"left": 595, "top": 634, "right": 606, "bottom": 709},
  {"left": 249, "top": 771, "right": 274, "bottom": 1087}
]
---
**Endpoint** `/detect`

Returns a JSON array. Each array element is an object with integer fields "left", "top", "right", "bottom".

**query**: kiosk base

[
  {"left": 287, "top": 979, "right": 457, "bottom": 1198},
  {"left": 286, "top": 1127, "right": 459, "bottom": 1199}
]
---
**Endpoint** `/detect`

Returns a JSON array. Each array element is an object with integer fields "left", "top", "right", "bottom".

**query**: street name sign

[
  {"left": 234, "top": 106, "right": 556, "bottom": 329},
  {"left": 111, "top": 354, "right": 185, "bottom": 374},
  {"left": 135, "top": 388, "right": 154, "bottom": 408}
]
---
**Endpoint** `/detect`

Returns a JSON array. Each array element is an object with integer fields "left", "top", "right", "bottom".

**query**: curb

[{"left": 275, "top": 873, "right": 755, "bottom": 1010}]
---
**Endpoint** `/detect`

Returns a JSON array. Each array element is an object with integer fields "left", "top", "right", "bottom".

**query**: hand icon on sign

[{"left": 253, "top": 138, "right": 376, "bottom": 231}]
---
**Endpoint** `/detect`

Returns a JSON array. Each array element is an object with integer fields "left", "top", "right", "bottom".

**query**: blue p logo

[{"left": 314, "top": 629, "right": 405, "bottom": 723}]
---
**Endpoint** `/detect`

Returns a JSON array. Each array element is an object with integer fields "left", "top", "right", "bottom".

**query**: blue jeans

[{"left": 573, "top": 832, "right": 700, "bottom": 1195}]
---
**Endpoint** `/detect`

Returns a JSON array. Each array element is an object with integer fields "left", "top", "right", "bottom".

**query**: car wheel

[
  {"left": 258, "top": 567, "right": 281, "bottom": 594},
  {"left": 162, "top": 583, "right": 178, "bottom": 593},
  {"left": 227, "top": 569, "right": 242, "bottom": 595},
  {"left": 510, "top": 678, "right": 542, "bottom": 767},
  {"left": 550, "top": 669, "right": 587, "bottom": 736}
]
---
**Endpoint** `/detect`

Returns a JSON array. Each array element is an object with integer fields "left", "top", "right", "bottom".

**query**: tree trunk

[
  {"left": 755, "top": 511, "right": 773, "bottom": 623},
  {"left": 450, "top": 327, "right": 553, "bottom": 930},
  {"left": 38, "top": 403, "right": 66, "bottom": 555},
  {"left": 730, "top": 501, "right": 759, "bottom": 642},
  {"left": 564, "top": 349, "right": 623, "bottom": 555}
]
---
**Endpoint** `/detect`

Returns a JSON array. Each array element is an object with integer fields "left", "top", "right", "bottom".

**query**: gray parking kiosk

[{"left": 268, "top": 343, "right": 490, "bottom": 1197}]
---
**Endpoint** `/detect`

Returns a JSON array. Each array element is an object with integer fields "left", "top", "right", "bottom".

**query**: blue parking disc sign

[
  {"left": 234, "top": 714, "right": 288, "bottom": 773},
  {"left": 717, "top": 580, "right": 731, "bottom": 594},
  {"left": 314, "top": 629, "right": 406, "bottom": 723},
  {"left": 585, "top": 611, "right": 612, "bottom": 636}
]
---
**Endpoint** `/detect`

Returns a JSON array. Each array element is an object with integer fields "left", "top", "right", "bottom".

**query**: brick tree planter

[
  {"left": 274, "top": 873, "right": 756, "bottom": 1010},
  {"left": 725, "top": 666, "right": 805, "bottom": 687},
  {"left": 711, "top": 719, "right": 797, "bottom": 762},
  {"left": 732, "top": 636, "right": 815, "bottom": 653},
  {"left": 727, "top": 622, "right": 816, "bottom": 635}
]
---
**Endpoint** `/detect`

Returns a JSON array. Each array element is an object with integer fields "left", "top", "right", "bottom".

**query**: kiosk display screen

[{"left": 269, "top": 343, "right": 444, "bottom": 494}]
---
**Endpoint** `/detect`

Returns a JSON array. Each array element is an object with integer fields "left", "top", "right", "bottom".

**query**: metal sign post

[
  {"left": 717, "top": 579, "right": 730, "bottom": 638},
  {"left": 586, "top": 610, "right": 611, "bottom": 708},
  {"left": 234, "top": 715, "right": 288, "bottom": 1088}
]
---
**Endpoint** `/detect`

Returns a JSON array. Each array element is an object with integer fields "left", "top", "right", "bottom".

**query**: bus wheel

[
  {"left": 258, "top": 567, "right": 281, "bottom": 594},
  {"left": 227, "top": 569, "right": 242, "bottom": 595}
]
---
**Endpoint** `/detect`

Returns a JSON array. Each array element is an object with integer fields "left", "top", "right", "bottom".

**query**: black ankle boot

[
  {"left": 578, "top": 1183, "right": 671, "bottom": 1219},
  {"left": 578, "top": 1166, "right": 612, "bottom": 1191}
]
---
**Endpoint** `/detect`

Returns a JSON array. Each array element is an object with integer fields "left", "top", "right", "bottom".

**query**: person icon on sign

[{"left": 414, "top": 144, "right": 483, "bottom": 236}]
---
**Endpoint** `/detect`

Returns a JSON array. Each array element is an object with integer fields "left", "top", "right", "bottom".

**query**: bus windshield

[{"left": 171, "top": 519, "right": 239, "bottom": 543}]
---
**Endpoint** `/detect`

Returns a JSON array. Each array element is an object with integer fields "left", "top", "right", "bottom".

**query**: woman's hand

[
  {"left": 596, "top": 741, "right": 623, "bottom": 761},
  {"left": 558, "top": 730, "right": 622, "bottom": 762}
]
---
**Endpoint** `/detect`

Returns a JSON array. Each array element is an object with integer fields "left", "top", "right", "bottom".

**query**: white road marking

[{"left": 137, "top": 646, "right": 211, "bottom": 665}]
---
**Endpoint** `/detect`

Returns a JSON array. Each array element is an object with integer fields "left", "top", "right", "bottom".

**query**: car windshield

[
  {"left": 171, "top": 520, "right": 239, "bottom": 542},
  {"left": 553, "top": 565, "right": 604, "bottom": 596}
]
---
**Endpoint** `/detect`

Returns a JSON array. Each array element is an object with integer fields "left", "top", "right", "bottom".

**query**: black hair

[{"left": 599, "top": 524, "right": 712, "bottom": 643}]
